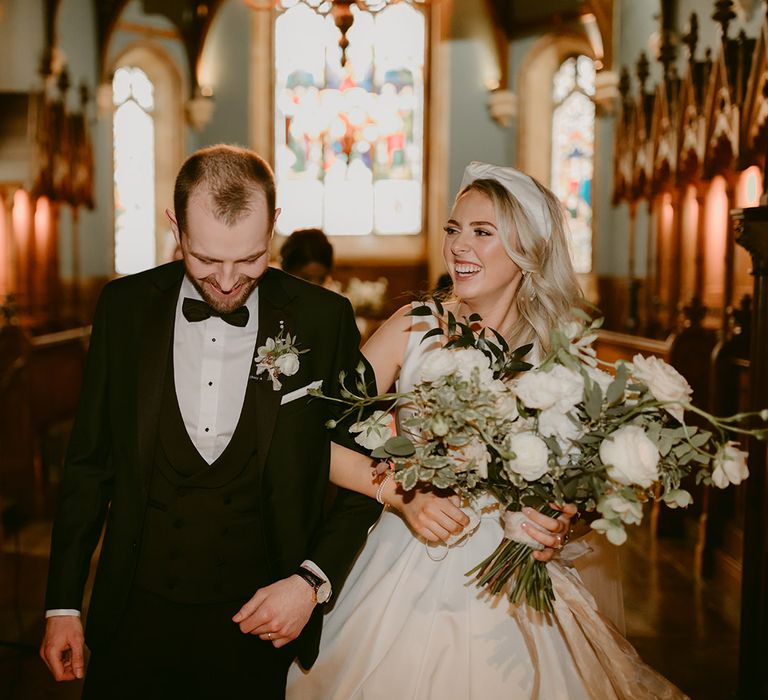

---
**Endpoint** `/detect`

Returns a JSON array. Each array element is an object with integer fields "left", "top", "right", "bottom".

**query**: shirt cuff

[
  {"left": 46, "top": 609, "right": 81, "bottom": 618},
  {"left": 301, "top": 559, "right": 332, "bottom": 597}
]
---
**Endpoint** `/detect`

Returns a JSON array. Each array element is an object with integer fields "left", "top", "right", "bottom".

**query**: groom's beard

[{"left": 188, "top": 273, "right": 260, "bottom": 314}]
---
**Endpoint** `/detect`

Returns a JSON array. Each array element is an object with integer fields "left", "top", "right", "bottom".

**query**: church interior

[{"left": 1, "top": 0, "right": 768, "bottom": 697}]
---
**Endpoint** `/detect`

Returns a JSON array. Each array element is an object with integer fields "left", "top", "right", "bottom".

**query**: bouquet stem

[{"left": 466, "top": 505, "right": 559, "bottom": 613}]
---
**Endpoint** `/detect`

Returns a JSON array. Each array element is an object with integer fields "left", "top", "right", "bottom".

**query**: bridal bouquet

[{"left": 318, "top": 302, "right": 768, "bottom": 613}]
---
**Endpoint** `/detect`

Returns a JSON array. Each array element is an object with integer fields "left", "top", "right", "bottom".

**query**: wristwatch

[{"left": 296, "top": 566, "right": 332, "bottom": 604}]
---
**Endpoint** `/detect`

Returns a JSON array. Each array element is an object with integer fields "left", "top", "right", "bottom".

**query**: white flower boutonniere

[{"left": 254, "top": 324, "right": 308, "bottom": 391}]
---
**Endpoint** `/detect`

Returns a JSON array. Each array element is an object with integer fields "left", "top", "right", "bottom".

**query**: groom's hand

[
  {"left": 232, "top": 576, "right": 316, "bottom": 648},
  {"left": 40, "top": 615, "right": 85, "bottom": 681}
]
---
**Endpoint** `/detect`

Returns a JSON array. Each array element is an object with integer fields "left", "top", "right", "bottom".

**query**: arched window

[
  {"left": 112, "top": 66, "right": 157, "bottom": 274},
  {"left": 273, "top": 1, "right": 425, "bottom": 237},
  {"left": 550, "top": 55, "right": 595, "bottom": 274}
]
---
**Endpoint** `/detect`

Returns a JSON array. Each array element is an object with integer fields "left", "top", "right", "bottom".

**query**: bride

[{"left": 287, "top": 162, "right": 686, "bottom": 699}]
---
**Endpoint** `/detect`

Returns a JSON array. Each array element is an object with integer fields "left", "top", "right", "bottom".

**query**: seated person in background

[{"left": 280, "top": 228, "right": 334, "bottom": 287}]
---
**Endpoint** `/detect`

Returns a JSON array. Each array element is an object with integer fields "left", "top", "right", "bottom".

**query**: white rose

[
  {"left": 711, "top": 442, "right": 749, "bottom": 488},
  {"left": 274, "top": 352, "right": 300, "bottom": 376},
  {"left": 419, "top": 349, "right": 458, "bottom": 384},
  {"left": 350, "top": 410, "right": 394, "bottom": 451},
  {"left": 599, "top": 425, "right": 659, "bottom": 488},
  {"left": 631, "top": 354, "right": 692, "bottom": 422},
  {"left": 504, "top": 432, "right": 550, "bottom": 481},
  {"left": 514, "top": 364, "right": 584, "bottom": 412},
  {"left": 454, "top": 348, "right": 494, "bottom": 385}
]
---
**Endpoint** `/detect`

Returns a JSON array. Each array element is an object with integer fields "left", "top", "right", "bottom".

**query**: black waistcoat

[{"left": 133, "top": 347, "right": 270, "bottom": 604}]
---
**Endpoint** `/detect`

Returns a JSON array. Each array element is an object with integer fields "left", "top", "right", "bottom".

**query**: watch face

[{"left": 316, "top": 581, "right": 332, "bottom": 604}]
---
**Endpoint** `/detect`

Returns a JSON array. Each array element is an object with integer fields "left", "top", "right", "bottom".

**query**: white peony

[
  {"left": 711, "top": 442, "right": 749, "bottom": 488},
  {"left": 453, "top": 348, "right": 494, "bottom": 385},
  {"left": 419, "top": 349, "right": 458, "bottom": 384},
  {"left": 538, "top": 406, "right": 582, "bottom": 446},
  {"left": 350, "top": 410, "right": 394, "bottom": 450},
  {"left": 599, "top": 425, "right": 660, "bottom": 488},
  {"left": 514, "top": 364, "right": 585, "bottom": 412},
  {"left": 504, "top": 432, "right": 550, "bottom": 481},
  {"left": 631, "top": 354, "right": 692, "bottom": 422},
  {"left": 274, "top": 352, "right": 300, "bottom": 377}
]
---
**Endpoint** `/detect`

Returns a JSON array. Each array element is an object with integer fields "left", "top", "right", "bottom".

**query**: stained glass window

[
  {"left": 113, "top": 66, "right": 156, "bottom": 274},
  {"left": 274, "top": 1, "right": 425, "bottom": 236},
  {"left": 551, "top": 55, "right": 594, "bottom": 274}
]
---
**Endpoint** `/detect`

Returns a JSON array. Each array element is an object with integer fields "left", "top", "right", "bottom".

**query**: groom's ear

[
  {"left": 166, "top": 209, "right": 180, "bottom": 242},
  {"left": 271, "top": 207, "right": 281, "bottom": 238}
]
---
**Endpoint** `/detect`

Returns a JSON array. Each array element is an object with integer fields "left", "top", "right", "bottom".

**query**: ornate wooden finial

[
  {"left": 79, "top": 81, "right": 90, "bottom": 110},
  {"left": 619, "top": 66, "right": 631, "bottom": 100},
  {"left": 682, "top": 13, "right": 699, "bottom": 62},
  {"left": 636, "top": 52, "right": 650, "bottom": 92},
  {"left": 712, "top": 0, "right": 736, "bottom": 40},
  {"left": 57, "top": 66, "right": 71, "bottom": 96}
]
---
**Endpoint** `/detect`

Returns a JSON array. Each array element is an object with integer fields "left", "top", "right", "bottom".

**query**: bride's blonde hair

[{"left": 456, "top": 177, "right": 582, "bottom": 351}]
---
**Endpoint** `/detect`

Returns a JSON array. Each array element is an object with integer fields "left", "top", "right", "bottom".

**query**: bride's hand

[
  {"left": 522, "top": 503, "right": 578, "bottom": 562},
  {"left": 387, "top": 488, "right": 470, "bottom": 543}
]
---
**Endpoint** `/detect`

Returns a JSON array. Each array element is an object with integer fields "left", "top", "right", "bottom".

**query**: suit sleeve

[
  {"left": 45, "top": 285, "right": 115, "bottom": 611},
  {"left": 307, "top": 298, "right": 383, "bottom": 595}
]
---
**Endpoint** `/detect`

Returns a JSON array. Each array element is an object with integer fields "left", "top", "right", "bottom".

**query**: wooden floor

[{"left": 0, "top": 518, "right": 739, "bottom": 699}]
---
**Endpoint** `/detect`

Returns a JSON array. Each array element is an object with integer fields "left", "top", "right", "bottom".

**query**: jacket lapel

[
  {"left": 251, "top": 268, "right": 294, "bottom": 476},
  {"left": 136, "top": 262, "right": 184, "bottom": 489}
]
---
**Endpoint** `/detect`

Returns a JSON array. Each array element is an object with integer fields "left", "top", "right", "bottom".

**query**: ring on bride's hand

[
  {"left": 553, "top": 533, "right": 563, "bottom": 549},
  {"left": 267, "top": 632, "right": 272, "bottom": 641}
]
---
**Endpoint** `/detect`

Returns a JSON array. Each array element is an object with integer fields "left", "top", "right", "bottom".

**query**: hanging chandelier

[{"left": 277, "top": 0, "right": 426, "bottom": 65}]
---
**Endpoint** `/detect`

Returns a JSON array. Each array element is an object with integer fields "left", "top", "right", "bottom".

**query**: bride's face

[{"left": 442, "top": 189, "right": 522, "bottom": 305}]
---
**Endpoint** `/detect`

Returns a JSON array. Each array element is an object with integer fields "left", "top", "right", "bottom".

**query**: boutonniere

[{"left": 253, "top": 323, "right": 308, "bottom": 390}]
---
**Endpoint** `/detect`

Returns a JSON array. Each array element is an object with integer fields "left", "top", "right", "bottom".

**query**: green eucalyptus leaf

[{"left": 384, "top": 435, "right": 416, "bottom": 457}]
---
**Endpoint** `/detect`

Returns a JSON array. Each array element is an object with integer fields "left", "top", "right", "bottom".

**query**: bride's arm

[
  {"left": 329, "top": 304, "right": 469, "bottom": 542},
  {"left": 329, "top": 442, "right": 470, "bottom": 542}
]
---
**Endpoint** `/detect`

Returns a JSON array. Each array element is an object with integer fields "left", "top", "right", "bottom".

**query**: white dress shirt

[
  {"left": 173, "top": 276, "right": 260, "bottom": 464},
  {"left": 47, "top": 276, "right": 328, "bottom": 618}
]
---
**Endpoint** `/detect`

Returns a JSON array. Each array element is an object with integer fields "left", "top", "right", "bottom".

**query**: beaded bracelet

[{"left": 375, "top": 472, "right": 393, "bottom": 505}]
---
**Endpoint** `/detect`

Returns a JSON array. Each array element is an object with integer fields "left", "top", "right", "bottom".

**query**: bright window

[
  {"left": 550, "top": 55, "right": 594, "bottom": 274},
  {"left": 274, "top": 1, "right": 425, "bottom": 236},
  {"left": 113, "top": 66, "right": 156, "bottom": 274}
]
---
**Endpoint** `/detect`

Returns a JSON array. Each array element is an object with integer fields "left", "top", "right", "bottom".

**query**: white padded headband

[{"left": 459, "top": 161, "right": 552, "bottom": 240}]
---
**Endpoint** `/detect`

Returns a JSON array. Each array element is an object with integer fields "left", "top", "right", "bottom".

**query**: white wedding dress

[{"left": 287, "top": 309, "right": 687, "bottom": 700}]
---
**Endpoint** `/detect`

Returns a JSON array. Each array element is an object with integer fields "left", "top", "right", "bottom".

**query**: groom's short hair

[{"left": 173, "top": 144, "right": 276, "bottom": 235}]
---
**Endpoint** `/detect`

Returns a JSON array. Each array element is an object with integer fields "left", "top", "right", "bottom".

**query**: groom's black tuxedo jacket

[{"left": 45, "top": 261, "right": 382, "bottom": 667}]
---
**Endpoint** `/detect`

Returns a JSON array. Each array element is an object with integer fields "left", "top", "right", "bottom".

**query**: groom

[{"left": 40, "top": 145, "right": 382, "bottom": 698}]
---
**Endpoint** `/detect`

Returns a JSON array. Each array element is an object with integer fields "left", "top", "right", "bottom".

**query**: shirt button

[
  {"left": 208, "top": 381, "right": 213, "bottom": 386},
  {"left": 212, "top": 338, "right": 217, "bottom": 343},
  {"left": 204, "top": 427, "right": 210, "bottom": 433}
]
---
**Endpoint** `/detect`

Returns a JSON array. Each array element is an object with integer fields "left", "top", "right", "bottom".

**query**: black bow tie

[{"left": 182, "top": 297, "right": 250, "bottom": 327}]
